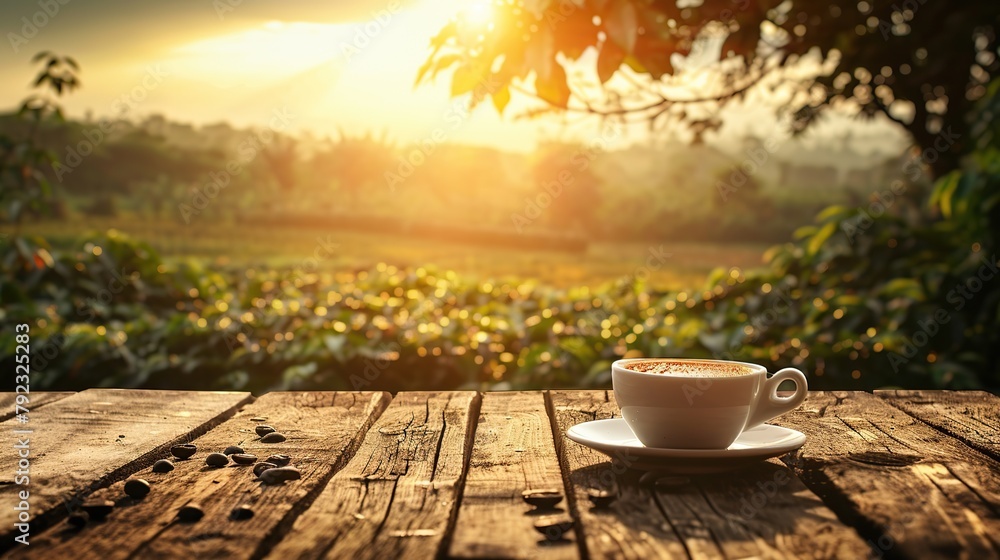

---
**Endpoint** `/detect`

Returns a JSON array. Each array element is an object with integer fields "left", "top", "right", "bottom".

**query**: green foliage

[
  {"left": 3, "top": 177, "right": 997, "bottom": 393},
  {"left": 423, "top": 1, "right": 997, "bottom": 174},
  {"left": 0, "top": 53, "right": 79, "bottom": 228}
]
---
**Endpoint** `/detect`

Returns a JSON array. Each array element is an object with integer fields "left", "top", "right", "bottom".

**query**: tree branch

[{"left": 508, "top": 65, "right": 773, "bottom": 119}]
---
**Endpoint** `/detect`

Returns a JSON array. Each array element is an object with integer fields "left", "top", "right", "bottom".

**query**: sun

[{"left": 460, "top": 0, "right": 495, "bottom": 29}]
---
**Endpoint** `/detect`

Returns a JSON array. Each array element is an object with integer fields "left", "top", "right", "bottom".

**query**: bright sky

[{"left": 0, "top": 0, "right": 906, "bottom": 153}]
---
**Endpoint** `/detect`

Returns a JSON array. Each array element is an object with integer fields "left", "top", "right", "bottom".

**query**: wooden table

[{"left": 1, "top": 390, "right": 998, "bottom": 559}]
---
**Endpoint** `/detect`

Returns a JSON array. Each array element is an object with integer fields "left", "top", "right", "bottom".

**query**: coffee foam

[{"left": 626, "top": 360, "right": 754, "bottom": 377}]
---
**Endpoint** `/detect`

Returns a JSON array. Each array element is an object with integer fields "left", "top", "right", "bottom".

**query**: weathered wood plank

[
  {"left": 265, "top": 391, "right": 479, "bottom": 560},
  {"left": 549, "top": 390, "right": 687, "bottom": 559},
  {"left": 21, "top": 391, "right": 391, "bottom": 559},
  {"left": 0, "top": 392, "right": 74, "bottom": 422},
  {"left": 778, "top": 391, "right": 1000, "bottom": 559},
  {"left": 549, "top": 390, "right": 871, "bottom": 559},
  {"left": 0, "top": 389, "right": 250, "bottom": 549},
  {"left": 878, "top": 390, "right": 1000, "bottom": 462},
  {"left": 449, "top": 391, "right": 577, "bottom": 559}
]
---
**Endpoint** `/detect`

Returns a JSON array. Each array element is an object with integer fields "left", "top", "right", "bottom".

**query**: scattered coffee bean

[
  {"left": 81, "top": 500, "right": 115, "bottom": 520},
  {"left": 67, "top": 511, "right": 89, "bottom": 529},
  {"left": 151, "top": 459, "right": 175, "bottom": 473},
  {"left": 255, "top": 425, "right": 276, "bottom": 436},
  {"left": 266, "top": 454, "right": 291, "bottom": 467},
  {"left": 260, "top": 432, "right": 286, "bottom": 443},
  {"left": 522, "top": 489, "right": 563, "bottom": 509},
  {"left": 124, "top": 479, "right": 151, "bottom": 499},
  {"left": 230, "top": 505, "right": 255, "bottom": 521},
  {"left": 587, "top": 489, "right": 616, "bottom": 508},
  {"left": 534, "top": 516, "right": 574, "bottom": 541},
  {"left": 231, "top": 453, "right": 258, "bottom": 465},
  {"left": 177, "top": 504, "right": 204, "bottom": 523},
  {"left": 253, "top": 462, "right": 277, "bottom": 478},
  {"left": 259, "top": 466, "right": 301, "bottom": 485},
  {"left": 170, "top": 444, "right": 197, "bottom": 459},
  {"left": 206, "top": 452, "right": 230, "bottom": 467},
  {"left": 223, "top": 445, "right": 245, "bottom": 455}
]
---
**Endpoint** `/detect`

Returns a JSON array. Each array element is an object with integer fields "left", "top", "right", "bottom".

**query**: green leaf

[
  {"left": 806, "top": 221, "right": 837, "bottom": 256},
  {"left": 816, "top": 204, "right": 851, "bottom": 222},
  {"left": 931, "top": 172, "right": 960, "bottom": 218},
  {"left": 880, "top": 278, "right": 925, "bottom": 301}
]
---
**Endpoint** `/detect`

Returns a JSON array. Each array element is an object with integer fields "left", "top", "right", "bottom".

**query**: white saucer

[{"left": 566, "top": 418, "right": 806, "bottom": 474}]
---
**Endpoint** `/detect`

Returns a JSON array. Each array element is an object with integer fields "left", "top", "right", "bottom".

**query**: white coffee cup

[{"left": 612, "top": 358, "right": 808, "bottom": 449}]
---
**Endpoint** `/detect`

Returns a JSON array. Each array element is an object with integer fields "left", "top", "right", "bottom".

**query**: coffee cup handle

[{"left": 745, "top": 368, "right": 808, "bottom": 429}]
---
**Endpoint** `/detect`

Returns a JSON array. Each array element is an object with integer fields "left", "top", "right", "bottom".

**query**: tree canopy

[{"left": 421, "top": 0, "right": 999, "bottom": 176}]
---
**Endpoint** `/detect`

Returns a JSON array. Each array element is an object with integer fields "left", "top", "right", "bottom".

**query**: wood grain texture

[
  {"left": 0, "top": 392, "right": 74, "bottom": 422},
  {"left": 878, "top": 390, "right": 1000, "bottom": 461},
  {"left": 549, "top": 390, "right": 688, "bottom": 559},
  {"left": 265, "top": 391, "right": 479, "bottom": 560},
  {"left": 549, "top": 390, "right": 871, "bottom": 560},
  {"left": 449, "top": 391, "right": 577, "bottom": 559},
  {"left": 777, "top": 391, "right": 1000, "bottom": 560},
  {"left": 19, "top": 391, "right": 390, "bottom": 559},
  {"left": 0, "top": 389, "right": 250, "bottom": 550}
]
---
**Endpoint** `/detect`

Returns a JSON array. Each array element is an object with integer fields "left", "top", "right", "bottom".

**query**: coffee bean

[
  {"left": 223, "top": 445, "right": 245, "bottom": 455},
  {"left": 230, "top": 505, "right": 254, "bottom": 521},
  {"left": 266, "top": 454, "right": 291, "bottom": 467},
  {"left": 206, "top": 452, "right": 230, "bottom": 467},
  {"left": 67, "top": 511, "right": 89, "bottom": 529},
  {"left": 255, "top": 425, "right": 276, "bottom": 436},
  {"left": 259, "top": 466, "right": 301, "bottom": 485},
  {"left": 587, "top": 489, "right": 616, "bottom": 508},
  {"left": 521, "top": 489, "right": 563, "bottom": 509},
  {"left": 533, "top": 516, "right": 574, "bottom": 541},
  {"left": 177, "top": 504, "right": 204, "bottom": 523},
  {"left": 81, "top": 500, "right": 114, "bottom": 520},
  {"left": 170, "top": 444, "right": 197, "bottom": 459},
  {"left": 260, "top": 432, "right": 286, "bottom": 443},
  {"left": 253, "top": 462, "right": 277, "bottom": 478},
  {"left": 124, "top": 479, "right": 151, "bottom": 499},
  {"left": 231, "top": 453, "right": 258, "bottom": 465},
  {"left": 151, "top": 459, "right": 175, "bottom": 473}
]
